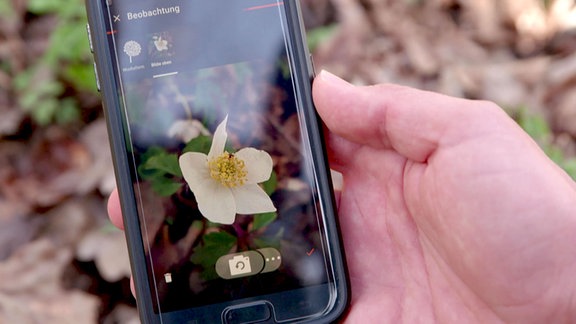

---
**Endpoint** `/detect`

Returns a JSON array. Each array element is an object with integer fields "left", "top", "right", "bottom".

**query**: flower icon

[
  {"left": 153, "top": 36, "right": 169, "bottom": 52},
  {"left": 178, "top": 116, "right": 276, "bottom": 224}
]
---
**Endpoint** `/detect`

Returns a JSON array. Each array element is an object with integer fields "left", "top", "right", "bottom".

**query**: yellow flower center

[{"left": 208, "top": 152, "right": 248, "bottom": 188}]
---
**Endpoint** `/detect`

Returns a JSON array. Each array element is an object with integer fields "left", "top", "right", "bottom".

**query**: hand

[{"left": 312, "top": 71, "right": 576, "bottom": 323}]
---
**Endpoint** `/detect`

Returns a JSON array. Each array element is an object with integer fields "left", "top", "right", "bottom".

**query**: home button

[{"left": 223, "top": 302, "right": 273, "bottom": 324}]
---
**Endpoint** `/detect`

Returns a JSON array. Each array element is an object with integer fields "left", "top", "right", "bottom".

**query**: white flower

[
  {"left": 178, "top": 116, "right": 276, "bottom": 224},
  {"left": 153, "top": 36, "right": 169, "bottom": 51},
  {"left": 167, "top": 119, "right": 210, "bottom": 143}
]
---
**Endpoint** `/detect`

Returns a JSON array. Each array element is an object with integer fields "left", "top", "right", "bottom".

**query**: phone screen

[{"left": 99, "top": 0, "right": 339, "bottom": 321}]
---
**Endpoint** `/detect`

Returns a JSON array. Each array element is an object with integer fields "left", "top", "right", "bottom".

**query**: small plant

[
  {"left": 12, "top": 0, "right": 96, "bottom": 125},
  {"left": 137, "top": 118, "right": 281, "bottom": 280}
]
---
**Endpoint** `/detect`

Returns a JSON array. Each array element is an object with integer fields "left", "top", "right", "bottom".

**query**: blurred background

[{"left": 0, "top": 0, "right": 575, "bottom": 323}]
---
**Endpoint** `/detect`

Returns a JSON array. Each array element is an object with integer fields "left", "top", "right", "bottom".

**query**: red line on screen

[{"left": 244, "top": 2, "right": 283, "bottom": 11}]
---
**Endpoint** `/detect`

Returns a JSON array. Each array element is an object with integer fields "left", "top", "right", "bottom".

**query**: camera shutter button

[{"left": 215, "top": 251, "right": 264, "bottom": 279}]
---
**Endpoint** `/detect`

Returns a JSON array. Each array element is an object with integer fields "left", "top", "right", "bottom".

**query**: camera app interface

[{"left": 106, "top": 0, "right": 331, "bottom": 316}]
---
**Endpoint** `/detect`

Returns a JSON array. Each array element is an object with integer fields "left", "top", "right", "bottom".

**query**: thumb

[{"left": 312, "top": 70, "right": 507, "bottom": 163}]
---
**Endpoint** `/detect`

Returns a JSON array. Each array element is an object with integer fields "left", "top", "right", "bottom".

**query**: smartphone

[{"left": 85, "top": 0, "right": 348, "bottom": 322}]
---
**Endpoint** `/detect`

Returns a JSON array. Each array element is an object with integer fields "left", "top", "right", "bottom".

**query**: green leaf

[
  {"left": 204, "top": 231, "right": 237, "bottom": 246},
  {"left": 17, "top": 73, "right": 62, "bottom": 109},
  {"left": 261, "top": 171, "right": 277, "bottom": 196},
  {"left": 143, "top": 152, "right": 182, "bottom": 177},
  {"left": 544, "top": 146, "right": 564, "bottom": 165},
  {"left": 252, "top": 212, "right": 277, "bottom": 232},
  {"left": 0, "top": 1, "right": 14, "bottom": 16},
  {"left": 44, "top": 20, "right": 90, "bottom": 64},
  {"left": 307, "top": 24, "right": 337, "bottom": 52},
  {"left": 141, "top": 146, "right": 165, "bottom": 160},
  {"left": 138, "top": 147, "right": 165, "bottom": 178},
  {"left": 32, "top": 100, "right": 59, "bottom": 126},
  {"left": 183, "top": 135, "right": 212, "bottom": 155},
  {"left": 27, "top": 0, "right": 66, "bottom": 13},
  {"left": 562, "top": 159, "right": 576, "bottom": 180},
  {"left": 191, "top": 231, "right": 237, "bottom": 266},
  {"left": 151, "top": 177, "right": 182, "bottom": 197},
  {"left": 64, "top": 63, "right": 97, "bottom": 92},
  {"left": 55, "top": 97, "right": 80, "bottom": 124},
  {"left": 514, "top": 108, "right": 576, "bottom": 181},
  {"left": 137, "top": 147, "right": 183, "bottom": 196},
  {"left": 191, "top": 231, "right": 237, "bottom": 279},
  {"left": 516, "top": 109, "right": 550, "bottom": 143},
  {"left": 27, "top": 0, "right": 85, "bottom": 16}
]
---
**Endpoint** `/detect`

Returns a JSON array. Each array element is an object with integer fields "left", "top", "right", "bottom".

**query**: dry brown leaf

[
  {"left": 403, "top": 35, "right": 439, "bottom": 76},
  {"left": 0, "top": 105, "right": 24, "bottom": 137},
  {"left": 1, "top": 120, "right": 115, "bottom": 209},
  {"left": 42, "top": 199, "right": 96, "bottom": 247},
  {"left": 0, "top": 215, "right": 43, "bottom": 261},
  {"left": 77, "top": 119, "right": 116, "bottom": 195},
  {"left": 37, "top": 119, "right": 116, "bottom": 206},
  {"left": 0, "top": 290, "right": 99, "bottom": 324},
  {"left": 102, "top": 304, "right": 140, "bottom": 324},
  {"left": 546, "top": 52, "right": 576, "bottom": 87},
  {"left": 0, "top": 239, "right": 99, "bottom": 324},
  {"left": 76, "top": 228, "right": 132, "bottom": 282},
  {"left": 479, "top": 63, "right": 530, "bottom": 108},
  {"left": 553, "top": 90, "right": 576, "bottom": 136}
]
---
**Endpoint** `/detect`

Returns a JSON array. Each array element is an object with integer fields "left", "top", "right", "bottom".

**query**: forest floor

[{"left": 0, "top": 0, "right": 575, "bottom": 323}]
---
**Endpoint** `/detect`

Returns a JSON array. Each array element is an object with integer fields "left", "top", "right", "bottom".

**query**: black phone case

[{"left": 85, "top": 1, "right": 349, "bottom": 322}]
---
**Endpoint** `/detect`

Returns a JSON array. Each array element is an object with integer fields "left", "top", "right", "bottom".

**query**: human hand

[{"left": 312, "top": 71, "right": 576, "bottom": 323}]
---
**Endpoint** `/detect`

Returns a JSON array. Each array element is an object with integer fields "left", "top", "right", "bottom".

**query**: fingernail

[{"left": 317, "top": 70, "right": 350, "bottom": 87}]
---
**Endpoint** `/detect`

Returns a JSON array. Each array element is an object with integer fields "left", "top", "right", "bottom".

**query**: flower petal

[
  {"left": 231, "top": 184, "right": 276, "bottom": 215},
  {"left": 235, "top": 147, "right": 273, "bottom": 184},
  {"left": 179, "top": 152, "right": 210, "bottom": 192},
  {"left": 208, "top": 115, "right": 228, "bottom": 160},
  {"left": 195, "top": 180, "right": 237, "bottom": 224},
  {"left": 179, "top": 151, "right": 237, "bottom": 224}
]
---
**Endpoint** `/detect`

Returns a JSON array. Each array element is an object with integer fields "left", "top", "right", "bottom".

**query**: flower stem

[{"left": 168, "top": 79, "right": 192, "bottom": 119}]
